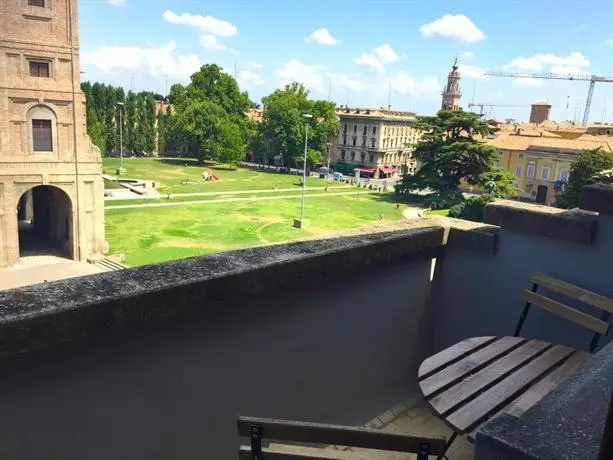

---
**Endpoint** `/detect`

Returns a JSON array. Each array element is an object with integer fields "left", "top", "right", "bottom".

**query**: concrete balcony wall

[
  {"left": 0, "top": 225, "right": 443, "bottom": 460},
  {"left": 431, "top": 199, "right": 612, "bottom": 354}
]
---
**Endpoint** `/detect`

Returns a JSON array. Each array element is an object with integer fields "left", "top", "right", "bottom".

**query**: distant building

[
  {"left": 487, "top": 126, "right": 613, "bottom": 204},
  {"left": 0, "top": 0, "right": 105, "bottom": 268},
  {"left": 441, "top": 59, "right": 461, "bottom": 111},
  {"left": 529, "top": 101, "right": 552, "bottom": 124},
  {"left": 329, "top": 107, "right": 421, "bottom": 177}
]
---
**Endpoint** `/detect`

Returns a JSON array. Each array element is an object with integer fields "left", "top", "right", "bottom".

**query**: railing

[{"left": 237, "top": 416, "right": 447, "bottom": 460}]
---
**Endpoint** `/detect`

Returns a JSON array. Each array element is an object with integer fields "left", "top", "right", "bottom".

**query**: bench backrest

[
  {"left": 515, "top": 272, "right": 613, "bottom": 352},
  {"left": 237, "top": 416, "right": 446, "bottom": 460}
]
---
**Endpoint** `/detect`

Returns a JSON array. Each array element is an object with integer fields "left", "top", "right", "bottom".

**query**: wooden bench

[
  {"left": 237, "top": 416, "right": 447, "bottom": 460},
  {"left": 515, "top": 272, "right": 613, "bottom": 352}
]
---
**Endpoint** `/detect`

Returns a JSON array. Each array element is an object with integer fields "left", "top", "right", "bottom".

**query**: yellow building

[{"left": 487, "top": 130, "right": 613, "bottom": 204}]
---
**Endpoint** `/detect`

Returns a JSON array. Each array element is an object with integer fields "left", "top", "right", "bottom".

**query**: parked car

[{"left": 333, "top": 172, "right": 346, "bottom": 182}]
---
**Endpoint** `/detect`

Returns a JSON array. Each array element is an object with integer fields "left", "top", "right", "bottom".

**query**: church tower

[
  {"left": 441, "top": 58, "right": 462, "bottom": 111},
  {"left": 0, "top": 0, "right": 105, "bottom": 267}
]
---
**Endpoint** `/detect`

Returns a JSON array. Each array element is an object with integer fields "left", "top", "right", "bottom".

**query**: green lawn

[
  {"left": 103, "top": 157, "right": 331, "bottom": 194},
  {"left": 423, "top": 209, "right": 450, "bottom": 216},
  {"left": 106, "top": 193, "right": 406, "bottom": 267}
]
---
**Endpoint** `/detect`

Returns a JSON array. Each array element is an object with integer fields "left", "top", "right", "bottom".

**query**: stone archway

[{"left": 16, "top": 185, "right": 73, "bottom": 259}]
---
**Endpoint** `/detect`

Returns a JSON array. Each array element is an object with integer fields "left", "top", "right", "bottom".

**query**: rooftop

[
  {"left": 336, "top": 106, "right": 417, "bottom": 122},
  {"left": 1, "top": 186, "right": 613, "bottom": 459}
]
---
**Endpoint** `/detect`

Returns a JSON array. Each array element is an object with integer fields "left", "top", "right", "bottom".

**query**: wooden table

[{"left": 417, "top": 336, "right": 591, "bottom": 457}]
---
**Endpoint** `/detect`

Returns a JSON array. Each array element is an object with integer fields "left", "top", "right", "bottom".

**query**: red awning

[
  {"left": 354, "top": 167, "right": 375, "bottom": 173},
  {"left": 380, "top": 166, "right": 396, "bottom": 174}
]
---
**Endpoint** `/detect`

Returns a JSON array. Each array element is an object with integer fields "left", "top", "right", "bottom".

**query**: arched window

[{"left": 27, "top": 105, "right": 57, "bottom": 154}]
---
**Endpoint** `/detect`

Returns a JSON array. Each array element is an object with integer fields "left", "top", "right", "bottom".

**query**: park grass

[
  {"left": 423, "top": 209, "right": 450, "bottom": 216},
  {"left": 102, "top": 157, "right": 329, "bottom": 194},
  {"left": 105, "top": 193, "right": 406, "bottom": 267}
]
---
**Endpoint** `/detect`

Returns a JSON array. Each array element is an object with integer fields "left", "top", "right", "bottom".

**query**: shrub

[{"left": 449, "top": 194, "right": 495, "bottom": 222}]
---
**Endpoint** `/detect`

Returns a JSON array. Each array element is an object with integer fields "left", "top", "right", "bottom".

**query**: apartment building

[{"left": 329, "top": 106, "right": 421, "bottom": 177}]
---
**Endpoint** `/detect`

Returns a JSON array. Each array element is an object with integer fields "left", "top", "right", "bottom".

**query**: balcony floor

[{"left": 266, "top": 400, "right": 474, "bottom": 459}]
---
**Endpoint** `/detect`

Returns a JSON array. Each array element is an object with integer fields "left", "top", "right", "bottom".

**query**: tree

[
  {"left": 305, "top": 149, "right": 323, "bottom": 167},
  {"left": 173, "top": 100, "right": 244, "bottom": 164},
  {"left": 259, "top": 83, "right": 339, "bottom": 167},
  {"left": 396, "top": 110, "right": 499, "bottom": 206},
  {"left": 557, "top": 148, "right": 613, "bottom": 209},
  {"left": 478, "top": 168, "right": 519, "bottom": 198},
  {"left": 185, "top": 64, "right": 251, "bottom": 116}
]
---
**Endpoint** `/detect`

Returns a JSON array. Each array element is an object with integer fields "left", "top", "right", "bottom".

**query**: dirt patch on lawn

[{"left": 156, "top": 239, "right": 231, "bottom": 251}]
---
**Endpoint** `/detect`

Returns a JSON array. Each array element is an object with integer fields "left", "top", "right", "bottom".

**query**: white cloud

[
  {"left": 248, "top": 61, "right": 263, "bottom": 69},
  {"left": 375, "top": 44, "right": 400, "bottom": 64},
  {"left": 162, "top": 10, "right": 237, "bottom": 37},
  {"left": 199, "top": 34, "right": 238, "bottom": 54},
  {"left": 353, "top": 44, "right": 400, "bottom": 74},
  {"left": 419, "top": 14, "right": 486, "bottom": 42},
  {"left": 82, "top": 41, "right": 201, "bottom": 83},
  {"left": 505, "top": 52, "right": 591, "bottom": 73},
  {"left": 277, "top": 60, "right": 328, "bottom": 93},
  {"left": 107, "top": 0, "right": 126, "bottom": 5},
  {"left": 457, "top": 64, "right": 488, "bottom": 80},
  {"left": 305, "top": 28, "right": 338, "bottom": 45},
  {"left": 237, "top": 69, "right": 265, "bottom": 88},
  {"left": 462, "top": 51, "right": 474, "bottom": 59},
  {"left": 275, "top": 59, "right": 439, "bottom": 99},
  {"left": 354, "top": 53, "right": 386, "bottom": 73},
  {"left": 513, "top": 77, "right": 543, "bottom": 86},
  {"left": 606, "top": 37, "right": 613, "bottom": 46}
]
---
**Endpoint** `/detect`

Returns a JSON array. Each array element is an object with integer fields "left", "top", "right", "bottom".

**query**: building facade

[
  {"left": 329, "top": 107, "right": 421, "bottom": 176},
  {"left": 0, "top": 0, "right": 105, "bottom": 267},
  {"left": 441, "top": 59, "right": 461, "bottom": 111},
  {"left": 487, "top": 129, "right": 613, "bottom": 204}
]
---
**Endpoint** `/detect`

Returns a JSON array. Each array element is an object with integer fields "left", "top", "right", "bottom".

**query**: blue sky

[{"left": 79, "top": 0, "right": 613, "bottom": 121}]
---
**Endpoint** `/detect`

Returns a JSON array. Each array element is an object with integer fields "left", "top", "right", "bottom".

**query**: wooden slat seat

[{"left": 237, "top": 416, "right": 447, "bottom": 460}]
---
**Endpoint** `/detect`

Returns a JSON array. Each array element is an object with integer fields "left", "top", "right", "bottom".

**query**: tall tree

[
  {"left": 259, "top": 83, "right": 339, "bottom": 167},
  {"left": 173, "top": 100, "right": 245, "bottom": 165},
  {"left": 186, "top": 64, "right": 251, "bottom": 116},
  {"left": 396, "top": 110, "right": 499, "bottom": 205},
  {"left": 557, "top": 148, "right": 613, "bottom": 208}
]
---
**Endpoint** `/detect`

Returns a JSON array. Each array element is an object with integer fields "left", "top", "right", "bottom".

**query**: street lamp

[
  {"left": 117, "top": 102, "right": 125, "bottom": 174},
  {"left": 294, "top": 113, "right": 313, "bottom": 228}
]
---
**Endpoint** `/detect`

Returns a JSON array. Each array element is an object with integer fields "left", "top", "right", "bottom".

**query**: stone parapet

[
  {"left": 483, "top": 199, "right": 597, "bottom": 245},
  {"left": 580, "top": 184, "right": 613, "bottom": 215},
  {"left": 0, "top": 224, "right": 445, "bottom": 357}
]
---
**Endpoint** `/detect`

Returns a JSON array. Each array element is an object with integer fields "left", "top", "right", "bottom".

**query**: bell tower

[{"left": 441, "top": 58, "right": 462, "bottom": 111}]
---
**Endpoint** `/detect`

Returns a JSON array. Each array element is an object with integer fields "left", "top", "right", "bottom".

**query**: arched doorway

[{"left": 16, "top": 185, "right": 73, "bottom": 259}]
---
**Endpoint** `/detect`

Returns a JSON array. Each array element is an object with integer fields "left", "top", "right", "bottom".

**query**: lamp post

[
  {"left": 117, "top": 102, "right": 125, "bottom": 174},
  {"left": 295, "top": 114, "right": 313, "bottom": 228}
]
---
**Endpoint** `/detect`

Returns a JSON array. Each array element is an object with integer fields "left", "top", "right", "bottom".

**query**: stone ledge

[
  {"left": 580, "top": 184, "right": 613, "bottom": 215},
  {"left": 0, "top": 224, "right": 445, "bottom": 357},
  {"left": 477, "top": 340, "right": 613, "bottom": 460},
  {"left": 483, "top": 200, "right": 597, "bottom": 245},
  {"left": 430, "top": 216, "right": 499, "bottom": 255}
]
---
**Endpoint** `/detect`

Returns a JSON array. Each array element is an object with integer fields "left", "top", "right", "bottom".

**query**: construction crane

[
  {"left": 467, "top": 102, "right": 535, "bottom": 117},
  {"left": 485, "top": 71, "right": 613, "bottom": 128}
]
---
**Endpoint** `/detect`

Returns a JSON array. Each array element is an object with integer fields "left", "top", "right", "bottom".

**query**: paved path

[
  {"left": 105, "top": 185, "right": 351, "bottom": 201},
  {"left": 106, "top": 190, "right": 370, "bottom": 210},
  {"left": 0, "top": 257, "right": 105, "bottom": 292}
]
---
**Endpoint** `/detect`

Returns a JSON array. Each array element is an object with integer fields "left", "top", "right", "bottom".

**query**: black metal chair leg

[{"left": 437, "top": 432, "right": 458, "bottom": 460}]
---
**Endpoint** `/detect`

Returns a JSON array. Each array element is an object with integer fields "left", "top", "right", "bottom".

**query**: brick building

[{"left": 0, "top": 0, "right": 105, "bottom": 267}]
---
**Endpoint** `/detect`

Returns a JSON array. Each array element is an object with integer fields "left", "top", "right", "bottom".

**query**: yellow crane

[{"left": 485, "top": 71, "right": 613, "bottom": 128}]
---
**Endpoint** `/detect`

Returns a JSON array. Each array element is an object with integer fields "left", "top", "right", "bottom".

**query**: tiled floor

[{"left": 266, "top": 399, "right": 474, "bottom": 459}]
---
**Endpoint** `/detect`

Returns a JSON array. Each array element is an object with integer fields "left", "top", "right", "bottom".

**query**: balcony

[{"left": 1, "top": 185, "right": 613, "bottom": 459}]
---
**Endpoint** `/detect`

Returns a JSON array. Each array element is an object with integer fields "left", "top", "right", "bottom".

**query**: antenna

[
  {"left": 165, "top": 75, "right": 168, "bottom": 98},
  {"left": 130, "top": 73, "right": 135, "bottom": 92},
  {"left": 387, "top": 78, "right": 392, "bottom": 110},
  {"left": 471, "top": 81, "right": 477, "bottom": 104},
  {"left": 328, "top": 78, "right": 332, "bottom": 102},
  {"left": 234, "top": 62, "right": 238, "bottom": 79}
]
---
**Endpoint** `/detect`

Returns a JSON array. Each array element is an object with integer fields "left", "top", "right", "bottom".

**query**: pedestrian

[
  {"left": 325, "top": 184, "right": 328, "bottom": 192},
  {"left": 396, "top": 203, "right": 400, "bottom": 210},
  {"left": 379, "top": 213, "right": 384, "bottom": 220}
]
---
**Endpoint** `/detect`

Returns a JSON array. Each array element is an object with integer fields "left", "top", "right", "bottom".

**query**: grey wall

[
  {"left": 432, "top": 214, "right": 613, "bottom": 354},
  {"left": 0, "top": 257, "right": 433, "bottom": 460}
]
